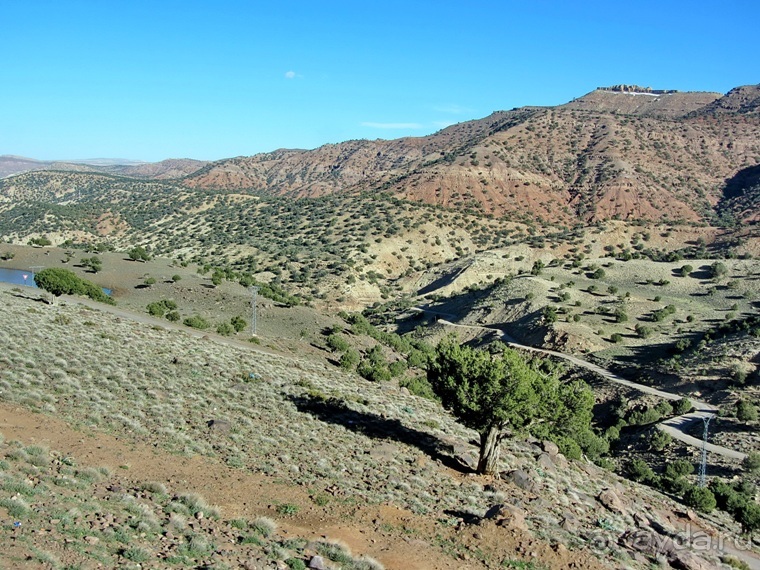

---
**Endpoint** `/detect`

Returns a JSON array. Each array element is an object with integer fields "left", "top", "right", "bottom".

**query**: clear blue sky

[{"left": 2, "top": 0, "right": 758, "bottom": 162}]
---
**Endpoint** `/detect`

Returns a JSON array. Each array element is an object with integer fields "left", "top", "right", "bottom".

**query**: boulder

[
  {"left": 560, "top": 512, "right": 580, "bottom": 531},
  {"left": 598, "top": 488, "right": 627, "bottom": 514},
  {"left": 553, "top": 453, "right": 568, "bottom": 469},
  {"left": 483, "top": 504, "right": 528, "bottom": 531},
  {"left": 542, "top": 440, "right": 560, "bottom": 456},
  {"left": 505, "top": 469, "right": 538, "bottom": 493},
  {"left": 536, "top": 452, "right": 556, "bottom": 472}
]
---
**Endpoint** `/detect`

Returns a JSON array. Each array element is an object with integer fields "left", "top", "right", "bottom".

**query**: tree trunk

[{"left": 477, "top": 425, "right": 502, "bottom": 475}]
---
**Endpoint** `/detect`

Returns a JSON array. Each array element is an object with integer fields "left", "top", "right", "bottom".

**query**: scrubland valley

[{"left": 0, "top": 84, "right": 759, "bottom": 569}]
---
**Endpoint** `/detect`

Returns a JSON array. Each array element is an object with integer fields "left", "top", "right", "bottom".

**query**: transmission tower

[
  {"left": 249, "top": 286, "right": 260, "bottom": 336},
  {"left": 698, "top": 414, "right": 715, "bottom": 487}
]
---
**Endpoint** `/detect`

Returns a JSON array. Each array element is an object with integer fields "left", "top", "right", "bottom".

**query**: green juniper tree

[{"left": 427, "top": 336, "right": 595, "bottom": 475}]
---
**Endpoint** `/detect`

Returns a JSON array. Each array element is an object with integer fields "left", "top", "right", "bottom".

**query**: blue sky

[{"left": 2, "top": 0, "right": 758, "bottom": 162}]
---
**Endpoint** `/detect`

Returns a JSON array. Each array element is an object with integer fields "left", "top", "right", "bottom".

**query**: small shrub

[
  {"left": 250, "top": 516, "right": 277, "bottom": 537},
  {"left": 742, "top": 452, "right": 760, "bottom": 474},
  {"left": 683, "top": 486, "right": 716, "bottom": 513},
  {"left": 276, "top": 503, "right": 299, "bottom": 516},
  {"left": 286, "top": 559, "right": 307, "bottom": 570},
  {"left": 736, "top": 400, "right": 758, "bottom": 422},
  {"left": 650, "top": 430, "right": 672, "bottom": 451},
  {"left": 673, "top": 398, "right": 693, "bottom": 415},
  {"left": 326, "top": 333, "right": 350, "bottom": 353},
  {"left": 339, "top": 349, "right": 360, "bottom": 370},
  {"left": 183, "top": 315, "right": 210, "bottom": 330},
  {"left": 627, "top": 458, "right": 655, "bottom": 483},
  {"left": 399, "top": 376, "right": 437, "bottom": 400},
  {"left": 231, "top": 315, "right": 247, "bottom": 332},
  {"left": 664, "top": 459, "right": 694, "bottom": 479},
  {"left": 216, "top": 322, "right": 234, "bottom": 336},
  {"left": 635, "top": 324, "right": 653, "bottom": 339},
  {"left": 122, "top": 547, "right": 150, "bottom": 562}
]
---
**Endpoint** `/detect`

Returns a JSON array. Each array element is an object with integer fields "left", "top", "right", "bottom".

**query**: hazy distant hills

[
  {"left": 3, "top": 85, "right": 760, "bottom": 225},
  {"left": 0, "top": 155, "right": 207, "bottom": 180}
]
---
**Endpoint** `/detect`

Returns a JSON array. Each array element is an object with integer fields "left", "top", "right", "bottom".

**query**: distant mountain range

[
  {"left": 0, "top": 155, "right": 207, "bottom": 180},
  {"left": 3, "top": 84, "right": 759, "bottom": 225}
]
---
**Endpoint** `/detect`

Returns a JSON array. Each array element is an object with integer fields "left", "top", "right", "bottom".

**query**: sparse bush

[
  {"left": 357, "top": 360, "right": 391, "bottom": 382},
  {"left": 399, "top": 376, "right": 437, "bottom": 400},
  {"left": 650, "top": 430, "right": 672, "bottom": 451},
  {"left": 127, "top": 246, "right": 151, "bottom": 262},
  {"left": 275, "top": 503, "right": 299, "bottom": 516},
  {"left": 627, "top": 458, "right": 655, "bottom": 483},
  {"left": 183, "top": 315, "right": 210, "bottom": 330},
  {"left": 231, "top": 315, "right": 247, "bottom": 332},
  {"left": 339, "top": 349, "right": 360, "bottom": 370},
  {"left": 147, "top": 302, "right": 165, "bottom": 317},
  {"left": 326, "top": 333, "right": 350, "bottom": 353},
  {"left": 542, "top": 306, "right": 558, "bottom": 323},
  {"left": 655, "top": 400, "right": 673, "bottom": 416},
  {"left": 250, "top": 516, "right": 277, "bottom": 537},
  {"left": 736, "top": 400, "right": 758, "bottom": 422},
  {"left": 635, "top": 324, "right": 653, "bottom": 339},
  {"left": 742, "top": 452, "right": 760, "bottom": 474},
  {"left": 29, "top": 236, "right": 52, "bottom": 247},
  {"left": 736, "top": 501, "right": 760, "bottom": 534},
  {"left": 614, "top": 308, "right": 628, "bottom": 323},
  {"left": 673, "top": 398, "right": 693, "bottom": 415},
  {"left": 682, "top": 486, "right": 716, "bottom": 513},
  {"left": 664, "top": 459, "right": 694, "bottom": 479},
  {"left": 216, "top": 322, "right": 234, "bottom": 336},
  {"left": 709, "top": 261, "right": 728, "bottom": 279},
  {"left": 627, "top": 406, "right": 661, "bottom": 425}
]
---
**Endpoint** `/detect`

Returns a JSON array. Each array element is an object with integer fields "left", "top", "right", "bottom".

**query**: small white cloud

[
  {"left": 360, "top": 122, "right": 424, "bottom": 129},
  {"left": 285, "top": 71, "right": 296, "bottom": 79}
]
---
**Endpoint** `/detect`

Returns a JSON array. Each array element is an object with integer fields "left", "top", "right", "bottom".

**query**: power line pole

[
  {"left": 699, "top": 414, "right": 715, "bottom": 488},
  {"left": 249, "top": 286, "right": 259, "bottom": 336}
]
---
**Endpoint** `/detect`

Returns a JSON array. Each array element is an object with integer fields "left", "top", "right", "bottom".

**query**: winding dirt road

[{"left": 412, "top": 307, "right": 747, "bottom": 462}]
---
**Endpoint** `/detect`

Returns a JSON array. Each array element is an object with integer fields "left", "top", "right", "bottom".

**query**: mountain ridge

[{"left": 3, "top": 85, "right": 759, "bottom": 225}]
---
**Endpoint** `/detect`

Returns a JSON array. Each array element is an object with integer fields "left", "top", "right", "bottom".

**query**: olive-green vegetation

[
  {"left": 427, "top": 336, "right": 600, "bottom": 474},
  {"left": 33, "top": 267, "right": 114, "bottom": 304}
]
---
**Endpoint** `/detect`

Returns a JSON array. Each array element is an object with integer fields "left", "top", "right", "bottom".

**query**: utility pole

[
  {"left": 249, "top": 286, "right": 259, "bottom": 336},
  {"left": 698, "top": 414, "right": 715, "bottom": 488}
]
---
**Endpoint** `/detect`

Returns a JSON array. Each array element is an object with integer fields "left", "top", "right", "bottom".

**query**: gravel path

[{"left": 416, "top": 307, "right": 747, "bottom": 462}]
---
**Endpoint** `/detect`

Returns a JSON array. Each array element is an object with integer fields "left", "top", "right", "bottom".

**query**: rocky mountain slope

[
  {"left": 3, "top": 85, "right": 759, "bottom": 230},
  {"left": 179, "top": 85, "right": 760, "bottom": 224}
]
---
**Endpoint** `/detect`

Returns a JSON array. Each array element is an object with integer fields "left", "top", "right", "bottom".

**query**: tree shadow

[
  {"left": 9, "top": 291, "right": 49, "bottom": 304},
  {"left": 442, "top": 509, "right": 481, "bottom": 524},
  {"left": 287, "top": 394, "right": 472, "bottom": 473}
]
